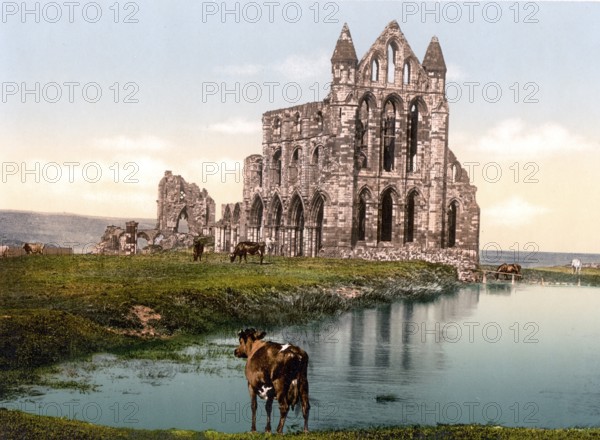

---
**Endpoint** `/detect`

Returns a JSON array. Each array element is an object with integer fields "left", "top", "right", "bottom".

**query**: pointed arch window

[
  {"left": 290, "top": 147, "right": 300, "bottom": 181},
  {"left": 405, "top": 190, "right": 418, "bottom": 243},
  {"left": 250, "top": 197, "right": 264, "bottom": 242},
  {"left": 358, "top": 193, "right": 367, "bottom": 241},
  {"left": 273, "top": 117, "right": 281, "bottom": 136},
  {"left": 407, "top": 103, "right": 419, "bottom": 172},
  {"left": 380, "top": 189, "right": 394, "bottom": 242},
  {"left": 294, "top": 112, "right": 301, "bottom": 134},
  {"left": 383, "top": 100, "right": 397, "bottom": 172},
  {"left": 272, "top": 197, "right": 283, "bottom": 255},
  {"left": 371, "top": 58, "right": 379, "bottom": 82},
  {"left": 316, "top": 111, "right": 323, "bottom": 132},
  {"left": 403, "top": 62, "right": 411, "bottom": 85},
  {"left": 273, "top": 149, "right": 282, "bottom": 186},
  {"left": 448, "top": 201, "right": 458, "bottom": 247},
  {"left": 387, "top": 44, "right": 396, "bottom": 84},
  {"left": 356, "top": 99, "right": 370, "bottom": 170}
]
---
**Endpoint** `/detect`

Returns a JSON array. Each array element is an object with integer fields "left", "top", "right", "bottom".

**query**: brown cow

[
  {"left": 22, "top": 243, "right": 45, "bottom": 255},
  {"left": 234, "top": 328, "right": 310, "bottom": 433},
  {"left": 495, "top": 263, "right": 522, "bottom": 280},
  {"left": 229, "top": 241, "right": 265, "bottom": 264},
  {"left": 193, "top": 240, "right": 204, "bottom": 262}
]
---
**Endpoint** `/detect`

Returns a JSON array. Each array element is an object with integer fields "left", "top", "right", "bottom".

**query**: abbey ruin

[
  {"left": 215, "top": 21, "right": 480, "bottom": 262},
  {"left": 95, "top": 171, "right": 215, "bottom": 254},
  {"left": 96, "top": 21, "right": 480, "bottom": 276}
]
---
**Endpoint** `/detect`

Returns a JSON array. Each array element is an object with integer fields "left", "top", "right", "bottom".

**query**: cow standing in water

[
  {"left": 234, "top": 329, "right": 310, "bottom": 433},
  {"left": 571, "top": 258, "right": 582, "bottom": 275},
  {"left": 229, "top": 241, "right": 266, "bottom": 264}
]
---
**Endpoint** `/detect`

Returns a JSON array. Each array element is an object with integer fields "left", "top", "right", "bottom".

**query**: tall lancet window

[
  {"left": 407, "top": 103, "right": 419, "bottom": 172},
  {"left": 382, "top": 101, "right": 396, "bottom": 172}
]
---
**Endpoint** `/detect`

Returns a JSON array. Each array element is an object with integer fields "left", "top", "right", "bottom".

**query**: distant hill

[{"left": 0, "top": 210, "right": 155, "bottom": 253}]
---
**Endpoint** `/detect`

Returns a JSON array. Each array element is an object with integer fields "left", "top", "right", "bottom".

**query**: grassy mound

[{"left": 2, "top": 409, "right": 600, "bottom": 439}]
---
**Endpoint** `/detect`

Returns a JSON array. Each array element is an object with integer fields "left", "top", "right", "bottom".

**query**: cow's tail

[
  {"left": 288, "top": 377, "right": 300, "bottom": 412},
  {"left": 287, "top": 352, "right": 308, "bottom": 413}
]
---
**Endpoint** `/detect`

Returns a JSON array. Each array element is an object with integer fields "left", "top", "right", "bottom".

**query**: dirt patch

[{"left": 113, "top": 305, "right": 164, "bottom": 338}]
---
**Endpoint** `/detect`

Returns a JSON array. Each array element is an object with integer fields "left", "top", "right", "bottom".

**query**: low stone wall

[{"left": 336, "top": 246, "right": 479, "bottom": 283}]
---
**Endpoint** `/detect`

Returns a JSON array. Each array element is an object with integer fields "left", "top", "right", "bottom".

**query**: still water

[{"left": 3, "top": 284, "right": 600, "bottom": 433}]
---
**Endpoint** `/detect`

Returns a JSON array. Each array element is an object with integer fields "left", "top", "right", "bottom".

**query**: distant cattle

[
  {"left": 22, "top": 243, "right": 45, "bottom": 255},
  {"left": 0, "top": 245, "right": 8, "bottom": 258},
  {"left": 229, "top": 241, "right": 266, "bottom": 264},
  {"left": 193, "top": 240, "right": 204, "bottom": 262},
  {"left": 495, "top": 263, "right": 522, "bottom": 280},
  {"left": 234, "top": 328, "right": 310, "bottom": 433},
  {"left": 571, "top": 258, "right": 582, "bottom": 275}
]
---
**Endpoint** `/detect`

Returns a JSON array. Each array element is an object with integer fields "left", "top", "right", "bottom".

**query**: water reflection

[{"left": 4, "top": 285, "right": 600, "bottom": 432}]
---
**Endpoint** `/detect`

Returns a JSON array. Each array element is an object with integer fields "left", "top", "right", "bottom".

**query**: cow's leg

[
  {"left": 300, "top": 379, "right": 310, "bottom": 432},
  {"left": 248, "top": 384, "right": 258, "bottom": 432},
  {"left": 243, "top": 252, "right": 247, "bottom": 263},
  {"left": 275, "top": 397, "right": 290, "bottom": 434},
  {"left": 260, "top": 251, "right": 263, "bottom": 265},
  {"left": 275, "top": 382, "right": 290, "bottom": 434},
  {"left": 265, "top": 396, "right": 273, "bottom": 433}
]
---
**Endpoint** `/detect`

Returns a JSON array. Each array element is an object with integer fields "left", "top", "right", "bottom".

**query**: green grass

[
  {"left": 2, "top": 410, "right": 600, "bottom": 439},
  {"left": 481, "top": 265, "right": 600, "bottom": 286},
  {"left": 0, "top": 252, "right": 456, "bottom": 396},
  {"left": 2, "top": 255, "right": 600, "bottom": 437}
]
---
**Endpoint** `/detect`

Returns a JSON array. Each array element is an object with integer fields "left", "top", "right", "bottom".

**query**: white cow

[
  {"left": 571, "top": 258, "right": 582, "bottom": 275},
  {"left": 0, "top": 245, "right": 9, "bottom": 258}
]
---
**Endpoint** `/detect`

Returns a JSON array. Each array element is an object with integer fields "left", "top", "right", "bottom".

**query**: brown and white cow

[
  {"left": 22, "top": 243, "right": 45, "bottom": 255},
  {"left": 234, "top": 328, "right": 310, "bottom": 433},
  {"left": 0, "top": 245, "right": 9, "bottom": 258},
  {"left": 229, "top": 241, "right": 265, "bottom": 265}
]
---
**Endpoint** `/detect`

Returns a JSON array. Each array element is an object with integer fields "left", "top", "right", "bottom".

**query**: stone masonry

[
  {"left": 215, "top": 21, "right": 480, "bottom": 264},
  {"left": 95, "top": 171, "right": 215, "bottom": 254}
]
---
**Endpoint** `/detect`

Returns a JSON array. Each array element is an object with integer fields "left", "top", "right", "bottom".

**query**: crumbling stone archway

[{"left": 288, "top": 194, "right": 305, "bottom": 257}]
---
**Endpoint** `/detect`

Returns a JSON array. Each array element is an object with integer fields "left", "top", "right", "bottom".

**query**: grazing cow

[
  {"left": 571, "top": 258, "right": 582, "bottom": 275},
  {"left": 229, "top": 241, "right": 266, "bottom": 264},
  {"left": 193, "top": 240, "right": 204, "bottom": 262},
  {"left": 495, "top": 263, "right": 522, "bottom": 280},
  {"left": 0, "top": 245, "right": 8, "bottom": 258},
  {"left": 234, "top": 328, "right": 310, "bottom": 433},
  {"left": 22, "top": 243, "right": 45, "bottom": 255}
]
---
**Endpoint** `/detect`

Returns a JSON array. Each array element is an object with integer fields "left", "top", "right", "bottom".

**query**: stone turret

[
  {"left": 331, "top": 23, "right": 358, "bottom": 92},
  {"left": 422, "top": 36, "right": 447, "bottom": 92}
]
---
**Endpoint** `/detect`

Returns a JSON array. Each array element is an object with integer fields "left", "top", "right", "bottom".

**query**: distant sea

[{"left": 480, "top": 250, "right": 600, "bottom": 268}]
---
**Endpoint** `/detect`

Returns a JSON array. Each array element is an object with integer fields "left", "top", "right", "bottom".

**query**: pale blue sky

[{"left": 1, "top": 1, "right": 599, "bottom": 252}]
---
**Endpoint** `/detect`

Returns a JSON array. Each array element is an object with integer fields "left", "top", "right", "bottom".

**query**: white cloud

[
  {"left": 484, "top": 196, "right": 550, "bottom": 227},
  {"left": 446, "top": 63, "right": 466, "bottom": 81},
  {"left": 465, "top": 119, "right": 597, "bottom": 158},
  {"left": 214, "top": 63, "right": 264, "bottom": 76},
  {"left": 204, "top": 118, "right": 260, "bottom": 134},
  {"left": 275, "top": 51, "right": 331, "bottom": 81},
  {"left": 93, "top": 136, "right": 169, "bottom": 153},
  {"left": 216, "top": 51, "right": 330, "bottom": 81}
]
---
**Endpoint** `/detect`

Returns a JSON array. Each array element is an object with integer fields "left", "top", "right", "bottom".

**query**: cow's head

[
  {"left": 234, "top": 328, "right": 266, "bottom": 358},
  {"left": 229, "top": 253, "right": 236, "bottom": 262}
]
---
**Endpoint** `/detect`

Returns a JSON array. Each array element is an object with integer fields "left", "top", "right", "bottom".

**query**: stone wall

[{"left": 221, "top": 21, "right": 480, "bottom": 262}]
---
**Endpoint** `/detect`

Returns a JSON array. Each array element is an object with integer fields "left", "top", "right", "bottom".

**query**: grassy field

[
  {"left": 3, "top": 253, "right": 600, "bottom": 438},
  {"left": 0, "top": 252, "right": 456, "bottom": 396},
  {"left": 2, "top": 409, "right": 600, "bottom": 440}
]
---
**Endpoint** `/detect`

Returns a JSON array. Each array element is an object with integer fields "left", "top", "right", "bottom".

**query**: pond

[{"left": 3, "top": 283, "right": 600, "bottom": 433}]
